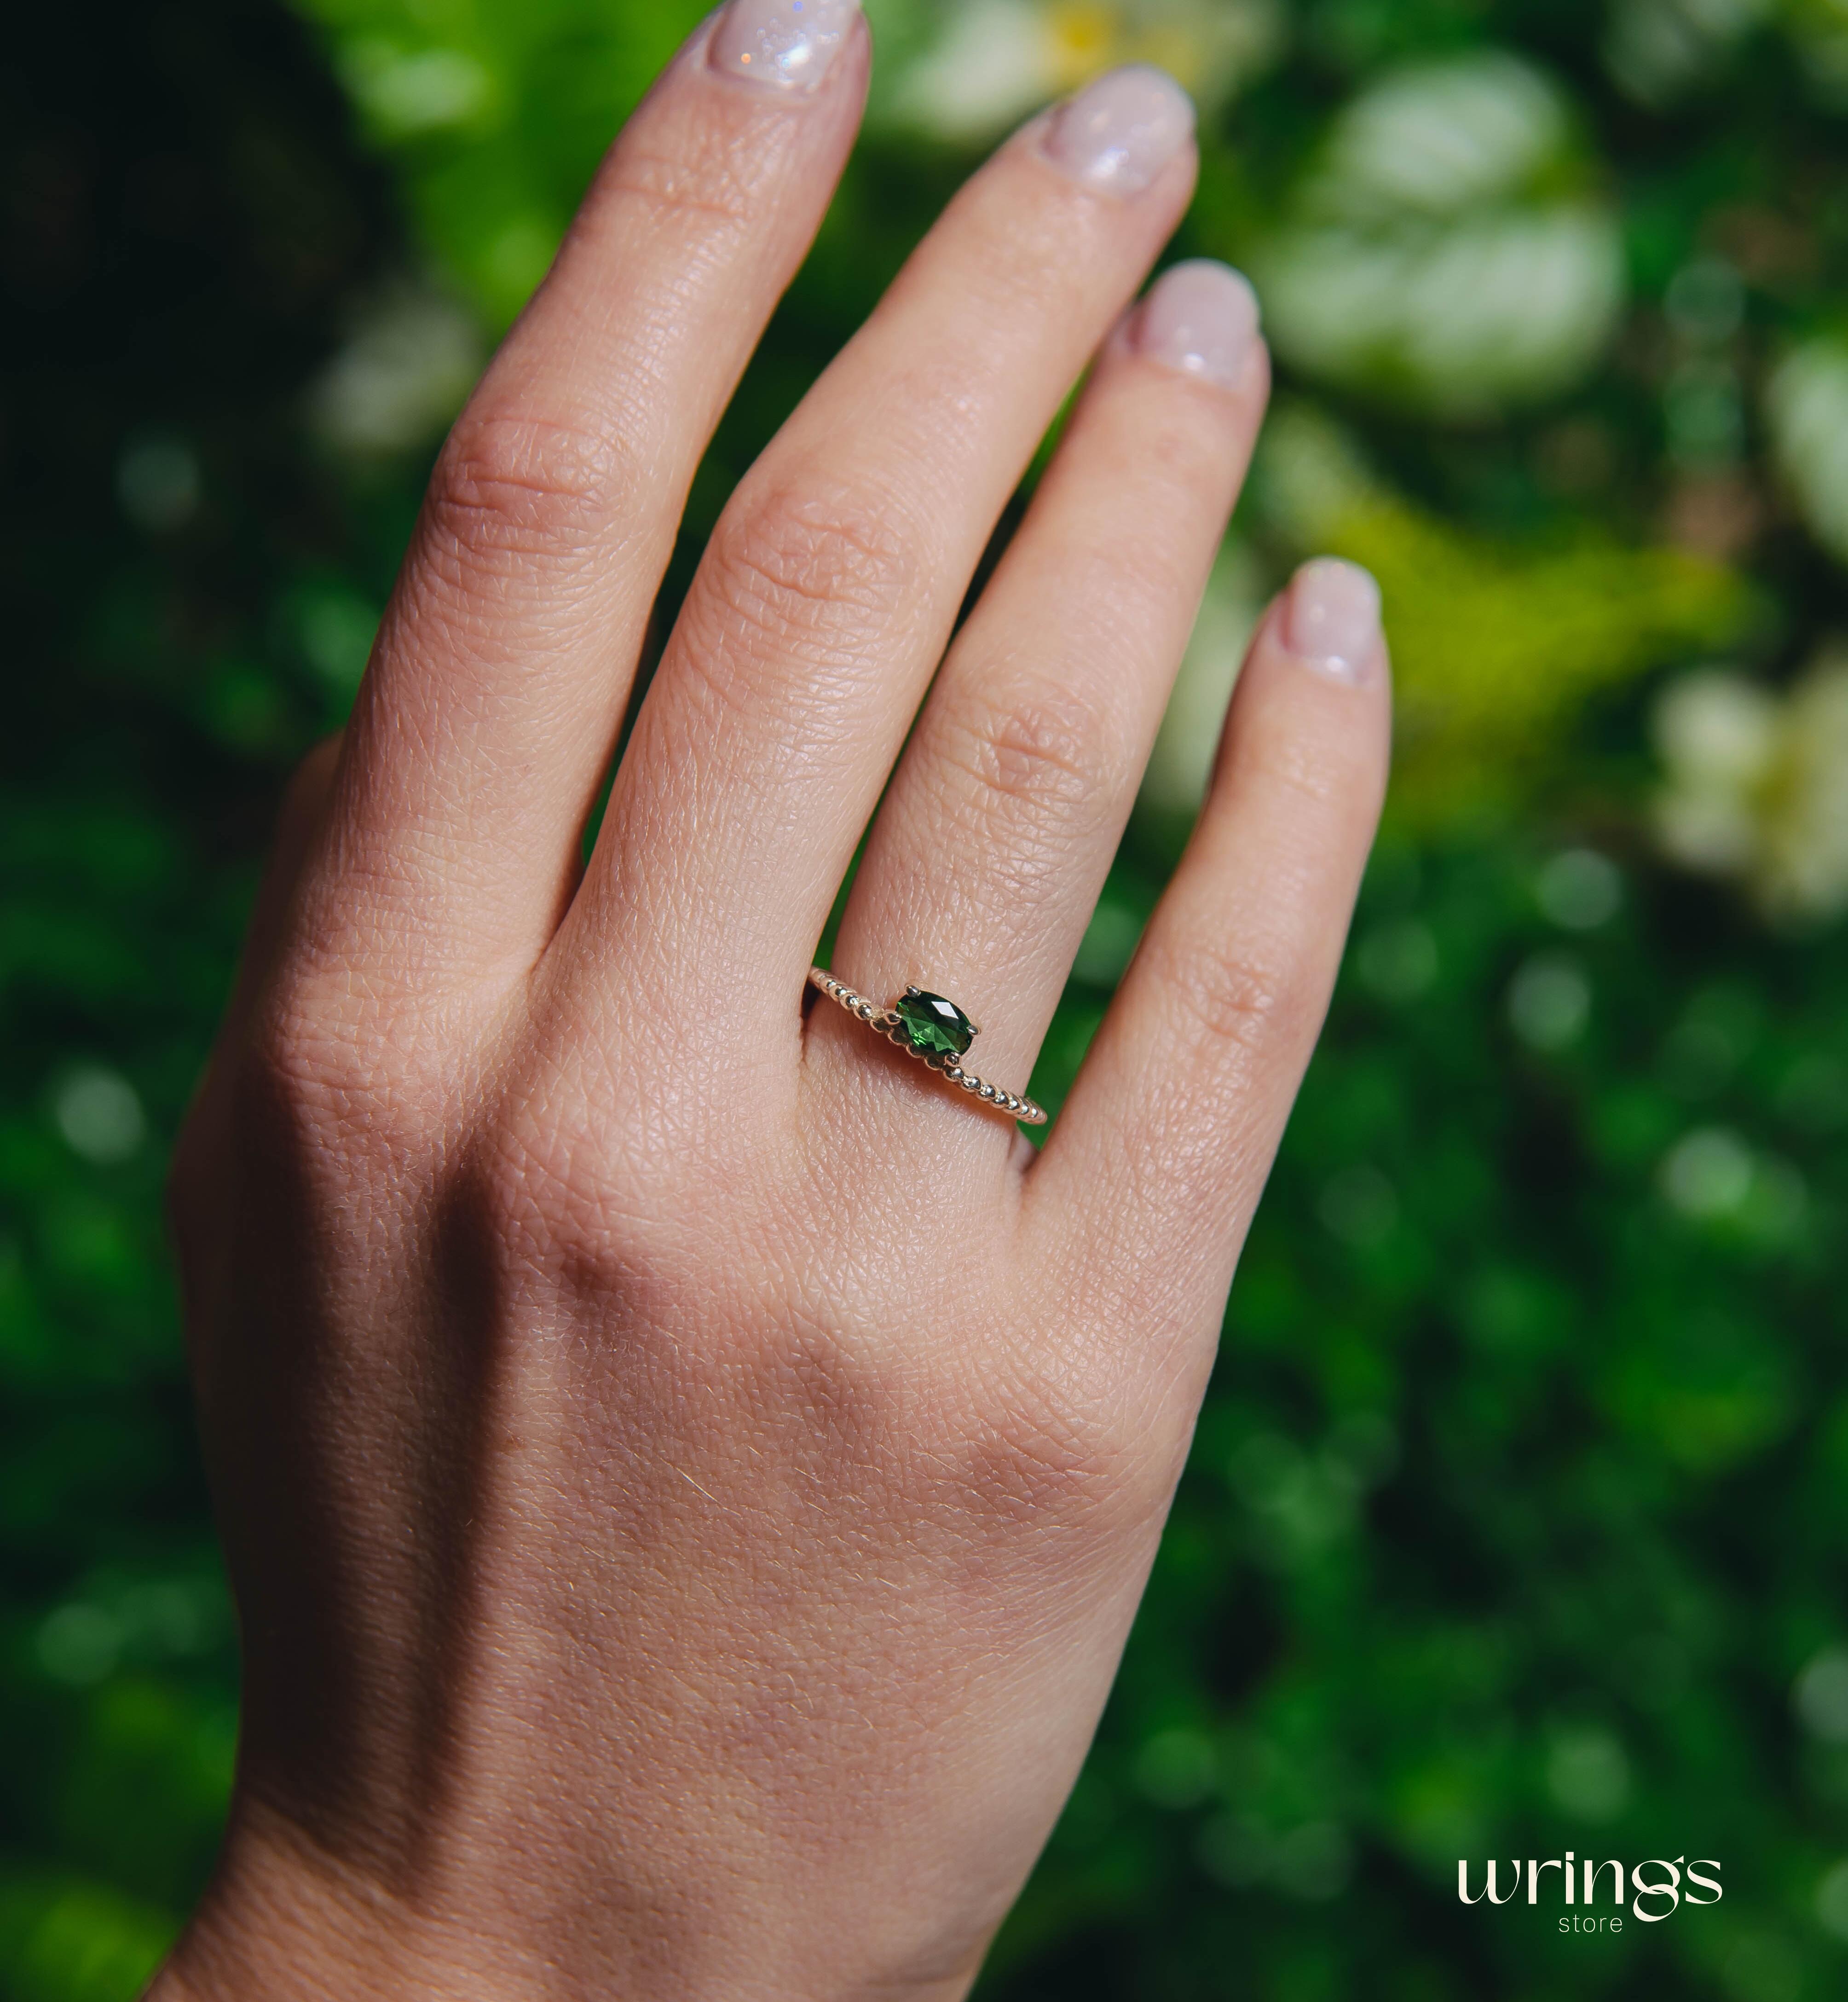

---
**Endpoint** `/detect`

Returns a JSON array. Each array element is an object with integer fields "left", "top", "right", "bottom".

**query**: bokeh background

[{"left": 8, "top": 0, "right": 1848, "bottom": 1995}]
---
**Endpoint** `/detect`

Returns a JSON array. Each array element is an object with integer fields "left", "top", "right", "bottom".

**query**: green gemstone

[{"left": 894, "top": 987, "right": 976, "bottom": 1058}]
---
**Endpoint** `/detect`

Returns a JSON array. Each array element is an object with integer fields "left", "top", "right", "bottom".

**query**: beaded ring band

[{"left": 808, "top": 968, "right": 1047, "bottom": 1126}]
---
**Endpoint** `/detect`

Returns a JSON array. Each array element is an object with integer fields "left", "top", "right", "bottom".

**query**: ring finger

[{"left": 817, "top": 260, "right": 1268, "bottom": 1143}]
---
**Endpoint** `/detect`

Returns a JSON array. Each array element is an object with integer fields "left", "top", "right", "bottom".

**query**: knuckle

[
  {"left": 1065, "top": 537, "right": 1192, "bottom": 637},
  {"left": 483, "top": 1095, "right": 653, "bottom": 1269},
  {"left": 1139, "top": 405, "right": 1240, "bottom": 516},
  {"left": 937, "top": 676, "right": 1124, "bottom": 862},
  {"left": 243, "top": 995, "right": 369, "bottom": 1124},
  {"left": 1238, "top": 698, "right": 1382, "bottom": 816},
  {"left": 953, "top": 1351, "right": 1161, "bottom": 1532},
  {"left": 944, "top": 187, "right": 1092, "bottom": 336},
  {"left": 693, "top": 475, "right": 918, "bottom": 669},
  {"left": 282, "top": 732, "right": 343, "bottom": 817},
  {"left": 420, "top": 409, "right": 637, "bottom": 576},
  {"left": 1257, "top": 733, "right": 1350, "bottom": 810},
  {"left": 1149, "top": 927, "right": 1294, "bottom": 1062},
  {"left": 240, "top": 977, "right": 441, "bottom": 1166},
  {"left": 594, "top": 127, "right": 764, "bottom": 237},
  {"left": 770, "top": 1319, "right": 908, "bottom": 1486}
]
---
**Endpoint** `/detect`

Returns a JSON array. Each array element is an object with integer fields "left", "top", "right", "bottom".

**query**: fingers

[
  {"left": 1027, "top": 561, "right": 1390, "bottom": 1337},
  {"left": 306, "top": 2, "right": 871, "bottom": 986},
  {"left": 572, "top": 67, "right": 1201, "bottom": 1019},
  {"left": 818, "top": 261, "right": 1268, "bottom": 1145}
]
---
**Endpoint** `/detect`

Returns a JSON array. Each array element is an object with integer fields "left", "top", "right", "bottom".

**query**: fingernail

[
  {"left": 1041, "top": 65, "right": 1195, "bottom": 197},
  {"left": 710, "top": 0, "right": 859, "bottom": 92},
  {"left": 1283, "top": 558, "right": 1380, "bottom": 684},
  {"left": 1132, "top": 260, "right": 1260, "bottom": 387}
]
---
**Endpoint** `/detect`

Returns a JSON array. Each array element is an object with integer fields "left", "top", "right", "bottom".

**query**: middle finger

[{"left": 571, "top": 66, "right": 1198, "bottom": 1023}]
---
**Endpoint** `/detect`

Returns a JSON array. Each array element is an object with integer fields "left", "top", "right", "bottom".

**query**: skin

[{"left": 149, "top": 13, "right": 1390, "bottom": 2001}]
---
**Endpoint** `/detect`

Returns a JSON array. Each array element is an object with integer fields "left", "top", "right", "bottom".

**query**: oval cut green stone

[{"left": 894, "top": 987, "right": 976, "bottom": 1057}]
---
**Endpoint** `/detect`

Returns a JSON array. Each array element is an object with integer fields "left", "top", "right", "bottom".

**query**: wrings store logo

[{"left": 1459, "top": 1854, "right": 1721, "bottom": 1931}]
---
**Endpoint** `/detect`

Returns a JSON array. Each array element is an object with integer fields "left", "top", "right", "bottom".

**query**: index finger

[{"left": 303, "top": 2, "right": 872, "bottom": 991}]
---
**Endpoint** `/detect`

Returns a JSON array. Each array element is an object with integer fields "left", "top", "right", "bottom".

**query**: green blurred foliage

[
  {"left": 11, "top": 0, "right": 1848, "bottom": 1997},
  {"left": 1, "top": 2, "right": 400, "bottom": 1991}
]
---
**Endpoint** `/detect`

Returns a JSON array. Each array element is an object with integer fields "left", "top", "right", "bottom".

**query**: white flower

[
  {"left": 1507, "top": 955, "right": 1592, "bottom": 1052},
  {"left": 1657, "top": 1126, "right": 1808, "bottom": 1242},
  {"left": 1652, "top": 651, "right": 1848, "bottom": 920},
  {"left": 1603, "top": 0, "right": 1773, "bottom": 107},
  {"left": 883, "top": 0, "right": 1058, "bottom": 138},
  {"left": 872, "top": 0, "right": 1279, "bottom": 141},
  {"left": 1652, "top": 671, "right": 1779, "bottom": 873},
  {"left": 1303, "top": 51, "right": 1567, "bottom": 220},
  {"left": 1262, "top": 212, "right": 1623, "bottom": 417},
  {"left": 1256, "top": 53, "right": 1625, "bottom": 418},
  {"left": 1766, "top": 337, "right": 1848, "bottom": 566},
  {"left": 1660, "top": 1124, "right": 1756, "bottom": 1217},
  {"left": 308, "top": 279, "right": 485, "bottom": 459},
  {"left": 53, "top": 1067, "right": 145, "bottom": 1165},
  {"left": 337, "top": 40, "right": 493, "bottom": 139}
]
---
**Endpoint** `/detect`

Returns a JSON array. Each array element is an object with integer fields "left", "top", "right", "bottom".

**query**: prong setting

[{"left": 807, "top": 968, "right": 1046, "bottom": 1125}]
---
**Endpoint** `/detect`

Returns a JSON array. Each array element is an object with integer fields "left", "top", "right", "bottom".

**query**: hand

[{"left": 151, "top": 3, "right": 1389, "bottom": 1996}]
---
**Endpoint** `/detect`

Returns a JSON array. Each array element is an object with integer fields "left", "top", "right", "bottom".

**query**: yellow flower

[{"left": 1251, "top": 406, "right": 1748, "bottom": 827}]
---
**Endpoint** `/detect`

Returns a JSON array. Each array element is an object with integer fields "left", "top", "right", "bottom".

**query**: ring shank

[{"left": 808, "top": 969, "right": 1048, "bottom": 1125}]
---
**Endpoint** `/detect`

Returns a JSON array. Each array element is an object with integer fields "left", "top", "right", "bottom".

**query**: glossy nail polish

[
  {"left": 1132, "top": 260, "right": 1260, "bottom": 387},
  {"left": 710, "top": 0, "right": 860, "bottom": 92},
  {"left": 1041, "top": 65, "right": 1195, "bottom": 197},
  {"left": 1283, "top": 558, "right": 1380, "bottom": 684}
]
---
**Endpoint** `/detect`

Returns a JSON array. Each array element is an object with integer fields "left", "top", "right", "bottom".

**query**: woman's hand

[{"left": 153, "top": 3, "right": 1388, "bottom": 1996}]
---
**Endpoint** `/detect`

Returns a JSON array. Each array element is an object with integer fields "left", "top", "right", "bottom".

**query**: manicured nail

[
  {"left": 710, "top": 0, "right": 859, "bottom": 92},
  {"left": 1041, "top": 65, "right": 1195, "bottom": 196},
  {"left": 1283, "top": 558, "right": 1380, "bottom": 684},
  {"left": 1132, "top": 260, "right": 1260, "bottom": 387}
]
